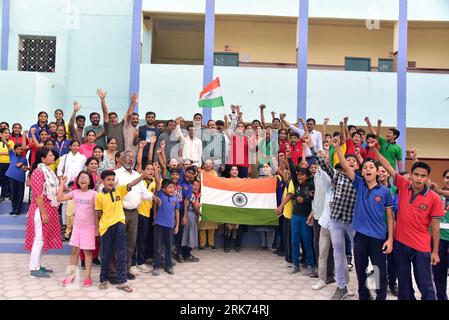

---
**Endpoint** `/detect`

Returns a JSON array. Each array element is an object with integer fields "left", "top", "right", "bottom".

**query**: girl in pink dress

[
  {"left": 57, "top": 171, "right": 98, "bottom": 287},
  {"left": 25, "top": 148, "right": 62, "bottom": 278}
]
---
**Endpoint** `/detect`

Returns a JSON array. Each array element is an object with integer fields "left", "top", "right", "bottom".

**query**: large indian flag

[
  {"left": 198, "top": 77, "right": 224, "bottom": 108},
  {"left": 201, "top": 173, "right": 278, "bottom": 225}
]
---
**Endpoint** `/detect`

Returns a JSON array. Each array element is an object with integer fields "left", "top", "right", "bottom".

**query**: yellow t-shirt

[
  {"left": 283, "top": 180, "right": 295, "bottom": 219},
  {"left": 95, "top": 184, "right": 129, "bottom": 236},
  {"left": 0, "top": 140, "right": 14, "bottom": 163},
  {"left": 332, "top": 143, "right": 347, "bottom": 167},
  {"left": 137, "top": 179, "right": 157, "bottom": 218}
]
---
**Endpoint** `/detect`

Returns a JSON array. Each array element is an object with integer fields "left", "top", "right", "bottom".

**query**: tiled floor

[{"left": 0, "top": 248, "right": 408, "bottom": 300}]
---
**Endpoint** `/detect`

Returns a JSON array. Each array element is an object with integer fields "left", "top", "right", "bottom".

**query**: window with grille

[{"left": 18, "top": 36, "right": 56, "bottom": 73}]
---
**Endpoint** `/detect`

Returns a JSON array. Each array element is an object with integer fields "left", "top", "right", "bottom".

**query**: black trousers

[
  {"left": 145, "top": 215, "right": 155, "bottom": 260},
  {"left": 132, "top": 214, "right": 150, "bottom": 266},
  {"left": 154, "top": 224, "right": 173, "bottom": 270},
  {"left": 432, "top": 239, "right": 449, "bottom": 300},
  {"left": 283, "top": 217, "right": 292, "bottom": 263},
  {"left": 0, "top": 163, "right": 10, "bottom": 197},
  {"left": 9, "top": 178, "right": 25, "bottom": 213},
  {"left": 353, "top": 232, "right": 387, "bottom": 300}
]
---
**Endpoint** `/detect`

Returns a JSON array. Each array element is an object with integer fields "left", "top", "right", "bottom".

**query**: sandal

[
  {"left": 99, "top": 282, "right": 108, "bottom": 290},
  {"left": 62, "top": 277, "right": 74, "bottom": 286},
  {"left": 117, "top": 284, "right": 133, "bottom": 293}
]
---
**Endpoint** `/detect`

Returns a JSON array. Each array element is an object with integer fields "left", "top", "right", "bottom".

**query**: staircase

[{"left": 0, "top": 201, "right": 71, "bottom": 254}]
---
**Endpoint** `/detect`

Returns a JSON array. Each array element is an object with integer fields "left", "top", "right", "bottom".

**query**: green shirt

[
  {"left": 257, "top": 138, "right": 279, "bottom": 166},
  {"left": 379, "top": 137, "right": 402, "bottom": 170},
  {"left": 440, "top": 196, "right": 449, "bottom": 241}
]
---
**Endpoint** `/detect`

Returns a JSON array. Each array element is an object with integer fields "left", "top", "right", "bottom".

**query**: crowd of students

[{"left": 0, "top": 91, "right": 447, "bottom": 300}]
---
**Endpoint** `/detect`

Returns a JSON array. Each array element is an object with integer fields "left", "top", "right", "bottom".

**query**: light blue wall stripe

[
  {"left": 129, "top": 0, "right": 143, "bottom": 112},
  {"left": 297, "top": 0, "right": 309, "bottom": 120},
  {"left": 397, "top": 0, "right": 408, "bottom": 169},
  {"left": 202, "top": 0, "right": 215, "bottom": 123},
  {"left": 1, "top": 0, "right": 10, "bottom": 70}
]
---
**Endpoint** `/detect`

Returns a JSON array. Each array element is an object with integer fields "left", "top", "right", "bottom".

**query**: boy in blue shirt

[
  {"left": 334, "top": 137, "right": 394, "bottom": 300},
  {"left": 6, "top": 143, "right": 28, "bottom": 216},
  {"left": 152, "top": 179, "right": 180, "bottom": 276}
]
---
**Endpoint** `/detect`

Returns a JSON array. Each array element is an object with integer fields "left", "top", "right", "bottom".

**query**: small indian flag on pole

[
  {"left": 198, "top": 77, "right": 224, "bottom": 108},
  {"left": 201, "top": 173, "right": 278, "bottom": 225}
]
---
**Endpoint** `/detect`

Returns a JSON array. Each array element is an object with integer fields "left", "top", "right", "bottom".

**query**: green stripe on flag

[
  {"left": 198, "top": 96, "right": 224, "bottom": 108},
  {"left": 201, "top": 204, "right": 278, "bottom": 226}
]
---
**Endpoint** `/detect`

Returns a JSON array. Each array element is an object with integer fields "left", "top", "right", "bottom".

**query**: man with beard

[
  {"left": 139, "top": 111, "right": 160, "bottom": 165},
  {"left": 84, "top": 112, "right": 106, "bottom": 149}
]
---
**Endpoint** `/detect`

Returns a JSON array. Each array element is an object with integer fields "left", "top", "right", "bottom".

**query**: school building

[{"left": 0, "top": 0, "right": 448, "bottom": 175}]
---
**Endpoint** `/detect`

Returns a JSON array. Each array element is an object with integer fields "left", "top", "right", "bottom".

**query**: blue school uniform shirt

[
  {"left": 5, "top": 151, "right": 28, "bottom": 183},
  {"left": 178, "top": 179, "right": 193, "bottom": 214},
  {"left": 155, "top": 190, "right": 179, "bottom": 228},
  {"left": 352, "top": 175, "right": 394, "bottom": 240}
]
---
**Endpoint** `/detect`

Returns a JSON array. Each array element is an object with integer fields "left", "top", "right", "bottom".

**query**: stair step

[
  {"left": 0, "top": 225, "right": 26, "bottom": 238},
  {"left": 0, "top": 214, "right": 28, "bottom": 225},
  {"left": 0, "top": 238, "right": 72, "bottom": 254}
]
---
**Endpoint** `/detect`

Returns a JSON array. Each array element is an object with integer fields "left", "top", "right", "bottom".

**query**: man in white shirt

[
  {"left": 109, "top": 150, "right": 156, "bottom": 280},
  {"left": 175, "top": 122, "right": 203, "bottom": 168},
  {"left": 280, "top": 115, "right": 323, "bottom": 164}
]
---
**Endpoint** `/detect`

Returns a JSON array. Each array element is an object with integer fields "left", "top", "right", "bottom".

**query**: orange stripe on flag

[
  {"left": 202, "top": 173, "right": 276, "bottom": 194},
  {"left": 199, "top": 77, "right": 220, "bottom": 97}
]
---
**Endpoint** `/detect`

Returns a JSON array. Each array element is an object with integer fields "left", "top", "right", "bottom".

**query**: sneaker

[
  {"left": 39, "top": 266, "right": 53, "bottom": 273},
  {"left": 184, "top": 255, "right": 200, "bottom": 262},
  {"left": 80, "top": 260, "right": 86, "bottom": 270},
  {"left": 347, "top": 285, "right": 355, "bottom": 296},
  {"left": 224, "top": 248, "right": 230, "bottom": 253},
  {"left": 331, "top": 286, "right": 348, "bottom": 300},
  {"left": 30, "top": 269, "right": 50, "bottom": 278},
  {"left": 165, "top": 268, "right": 175, "bottom": 275},
  {"left": 312, "top": 280, "right": 327, "bottom": 290},
  {"left": 126, "top": 272, "right": 136, "bottom": 280},
  {"left": 83, "top": 278, "right": 93, "bottom": 287},
  {"left": 152, "top": 268, "right": 160, "bottom": 276},
  {"left": 389, "top": 285, "right": 399, "bottom": 297},
  {"left": 289, "top": 266, "right": 301, "bottom": 274},
  {"left": 326, "top": 277, "right": 336, "bottom": 284},
  {"left": 280, "top": 261, "right": 292, "bottom": 268},
  {"left": 235, "top": 247, "right": 241, "bottom": 252},
  {"left": 210, "top": 245, "right": 217, "bottom": 250},
  {"left": 145, "top": 258, "right": 154, "bottom": 265},
  {"left": 9, "top": 211, "right": 14, "bottom": 216},
  {"left": 198, "top": 246, "right": 205, "bottom": 250},
  {"left": 309, "top": 268, "right": 319, "bottom": 278},
  {"left": 62, "top": 277, "right": 74, "bottom": 286},
  {"left": 347, "top": 256, "right": 353, "bottom": 270},
  {"left": 175, "top": 255, "right": 184, "bottom": 263},
  {"left": 137, "top": 264, "right": 151, "bottom": 273},
  {"left": 92, "top": 258, "right": 101, "bottom": 266},
  {"left": 129, "top": 266, "right": 141, "bottom": 276},
  {"left": 302, "top": 266, "right": 314, "bottom": 277}
]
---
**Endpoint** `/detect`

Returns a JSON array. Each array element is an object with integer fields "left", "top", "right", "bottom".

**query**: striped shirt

[{"left": 312, "top": 147, "right": 356, "bottom": 224}]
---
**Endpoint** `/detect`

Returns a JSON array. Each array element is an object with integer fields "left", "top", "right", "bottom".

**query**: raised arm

[
  {"left": 56, "top": 177, "right": 73, "bottom": 202},
  {"left": 136, "top": 141, "right": 146, "bottom": 173},
  {"left": 96, "top": 89, "right": 109, "bottom": 123},
  {"left": 343, "top": 117, "right": 350, "bottom": 142},
  {"left": 259, "top": 104, "right": 266, "bottom": 129},
  {"left": 339, "top": 121, "right": 347, "bottom": 143},
  {"left": 332, "top": 136, "right": 355, "bottom": 181},
  {"left": 279, "top": 113, "right": 292, "bottom": 128},
  {"left": 376, "top": 119, "right": 382, "bottom": 137},
  {"left": 370, "top": 138, "right": 397, "bottom": 178},
  {"left": 124, "top": 93, "right": 138, "bottom": 123},
  {"left": 0, "top": 134, "right": 13, "bottom": 151},
  {"left": 127, "top": 171, "right": 148, "bottom": 190},
  {"left": 364, "top": 117, "right": 377, "bottom": 136},
  {"left": 148, "top": 135, "right": 157, "bottom": 165},
  {"left": 304, "top": 134, "right": 334, "bottom": 179},
  {"left": 322, "top": 117, "right": 329, "bottom": 137},
  {"left": 68, "top": 101, "right": 81, "bottom": 140}
]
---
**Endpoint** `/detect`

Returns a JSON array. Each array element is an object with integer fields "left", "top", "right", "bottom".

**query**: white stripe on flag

[
  {"left": 201, "top": 185, "right": 276, "bottom": 210},
  {"left": 440, "top": 223, "right": 449, "bottom": 230},
  {"left": 199, "top": 87, "right": 222, "bottom": 100}
]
